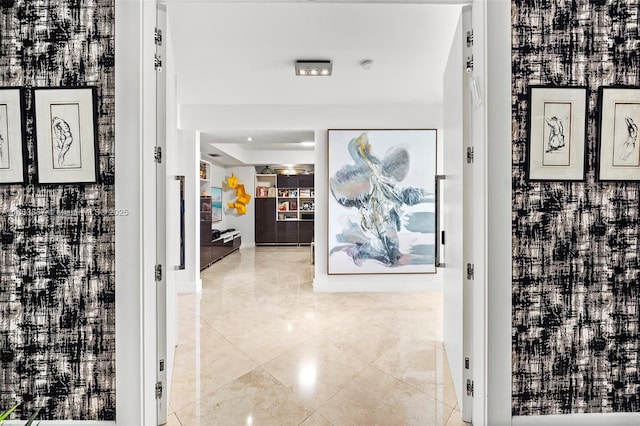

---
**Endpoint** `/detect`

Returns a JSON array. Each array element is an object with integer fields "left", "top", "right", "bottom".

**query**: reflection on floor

[{"left": 168, "top": 246, "right": 466, "bottom": 426}]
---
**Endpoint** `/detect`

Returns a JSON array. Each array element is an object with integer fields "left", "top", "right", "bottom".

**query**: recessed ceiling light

[
  {"left": 247, "top": 137, "right": 253, "bottom": 141},
  {"left": 300, "top": 141, "right": 315, "bottom": 147}
]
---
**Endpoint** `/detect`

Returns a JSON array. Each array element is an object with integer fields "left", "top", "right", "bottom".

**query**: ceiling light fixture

[
  {"left": 295, "top": 60, "right": 332, "bottom": 76},
  {"left": 300, "top": 141, "right": 315, "bottom": 147},
  {"left": 246, "top": 137, "right": 253, "bottom": 141}
]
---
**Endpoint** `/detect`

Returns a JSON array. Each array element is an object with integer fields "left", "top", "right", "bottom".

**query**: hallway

[{"left": 168, "top": 247, "right": 464, "bottom": 425}]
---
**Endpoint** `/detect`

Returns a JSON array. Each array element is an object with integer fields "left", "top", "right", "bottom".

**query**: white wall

[{"left": 180, "top": 104, "right": 442, "bottom": 132}]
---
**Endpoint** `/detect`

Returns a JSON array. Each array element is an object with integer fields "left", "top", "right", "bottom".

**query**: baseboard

[
  {"left": 177, "top": 278, "right": 201, "bottom": 294},
  {"left": 313, "top": 274, "right": 443, "bottom": 292},
  {"left": 512, "top": 413, "right": 640, "bottom": 426},
  {"left": 2, "top": 422, "right": 114, "bottom": 426}
]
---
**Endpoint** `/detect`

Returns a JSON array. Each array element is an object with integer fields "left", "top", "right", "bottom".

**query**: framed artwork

[
  {"left": 0, "top": 88, "right": 26, "bottom": 184},
  {"left": 598, "top": 87, "right": 640, "bottom": 181},
  {"left": 328, "top": 129, "right": 437, "bottom": 275},
  {"left": 211, "top": 186, "right": 223, "bottom": 222},
  {"left": 256, "top": 186, "right": 268, "bottom": 197},
  {"left": 527, "top": 86, "right": 587, "bottom": 181},
  {"left": 33, "top": 87, "right": 98, "bottom": 184}
]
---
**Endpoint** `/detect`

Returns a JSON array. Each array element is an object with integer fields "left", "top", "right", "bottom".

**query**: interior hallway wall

[
  {"left": 0, "top": 0, "right": 115, "bottom": 420},
  {"left": 512, "top": 1, "right": 640, "bottom": 415}
]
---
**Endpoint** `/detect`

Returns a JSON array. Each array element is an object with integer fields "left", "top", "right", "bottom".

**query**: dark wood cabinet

[
  {"left": 255, "top": 198, "right": 277, "bottom": 244},
  {"left": 276, "top": 221, "right": 299, "bottom": 244},
  {"left": 298, "top": 221, "right": 314, "bottom": 244},
  {"left": 277, "top": 174, "right": 299, "bottom": 188},
  {"left": 298, "top": 174, "right": 314, "bottom": 188},
  {"left": 201, "top": 232, "right": 241, "bottom": 270}
]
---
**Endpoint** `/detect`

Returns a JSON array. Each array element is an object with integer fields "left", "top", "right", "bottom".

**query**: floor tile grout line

[{"left": 372, "top": 357, "right": 459, "bottom": 413}]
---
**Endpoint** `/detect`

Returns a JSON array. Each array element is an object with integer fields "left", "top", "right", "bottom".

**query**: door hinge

[
  {"left": 466, "top": 379, "right": 474, "bottom": 397},
  {"left": 467, "top": 263, "right": 474, "bottom": 280},
  {"left": 155, "top": 381, "right": 163, "bottom": 399},
  {"left": 466, "top": 55, "right": 474, "bottom": 73},
  {"left": 466, "top": 146, "right": 474, "bottom": 164},
  {"left": 154, "top": 27, "right": 163, "bottom": 46},
  {"left": 154, "top": 146, "right": 162, "bottom": 164},
  {"left": 466, "top": 30, "right": 474, "bottom": 47},
  {"left": 155, "top": 264, "right": 163, "bottom": 282},
  {"left": 154, "top": 54, "right": 163, "bottom": 72}
]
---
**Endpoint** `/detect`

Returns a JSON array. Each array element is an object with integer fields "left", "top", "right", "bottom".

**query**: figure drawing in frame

[
  {"left": 541, "top": 102, "right": 572, "bottom": 167},
  {"left": 329, "top": 131, "right": 435, "bottom": 272},
  {"left": 50, "top": 103, "right": 82, "bottom": 169},
  {"left": 545, "top": 115, "right": 565, "bottom": 153},
  {"left": 613, "top": 104, "right": 640, "bottom": 166}
]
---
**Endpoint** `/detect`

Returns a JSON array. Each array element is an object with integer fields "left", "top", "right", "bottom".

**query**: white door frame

[
  {"left": 471, "top": 0, "right": 511, "bottom": 425},
  {"left": 115, "top": 0, "right": 159, "bottom": 424}
]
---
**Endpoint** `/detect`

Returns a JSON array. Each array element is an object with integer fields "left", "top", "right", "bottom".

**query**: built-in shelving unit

[
  {"left": 199, "top": 159, "right": 241, "bottom": 269},
  {"left": 255, "top": 173, "right": 314, "bottom": 245},
  {"left": 199, "top": 160, "right": 211, "bottom": 196}
]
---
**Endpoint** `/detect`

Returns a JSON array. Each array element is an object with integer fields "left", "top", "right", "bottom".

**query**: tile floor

[{"left": 167, "top": 247, "right": 466, "bottom": 426}]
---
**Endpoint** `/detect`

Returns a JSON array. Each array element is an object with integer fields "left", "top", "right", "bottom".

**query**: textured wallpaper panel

[
  {"left": 513, "top": 1, "right": 640, "bottom": 415},
  {"left": 0, "top": 1, "right": 115, "bottom": 420}
]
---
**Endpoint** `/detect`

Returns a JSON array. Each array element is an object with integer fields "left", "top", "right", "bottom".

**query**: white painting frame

[
  {"left": 598, "top": 87, "right": 640, "bottom": 181},
  {"left": 527, "top": 86, "right": 587, "bottom": 181},
  {"left": 34, "top": 87, "right": 98, "bottom": 184},
  {"left": 0, "top": 88, "right": 26, "bottom": 184}
]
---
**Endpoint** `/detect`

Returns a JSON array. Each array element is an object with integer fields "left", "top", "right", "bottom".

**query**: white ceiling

[{"left": 167, "top": 1, "right": 463, "bottom": 165}]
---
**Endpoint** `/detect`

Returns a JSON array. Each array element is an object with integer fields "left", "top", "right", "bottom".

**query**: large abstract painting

[{"left": 328, "top": 129, "right": 437, "bottom": 274}]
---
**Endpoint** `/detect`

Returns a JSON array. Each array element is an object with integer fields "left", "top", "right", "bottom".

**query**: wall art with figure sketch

[
  {"left": 327, "top": 129, "right": 437, "bottom": 275},
  {"left": 598, "top": 87, "right": 640, "bottom": 181},
  {"left": 0, "top": 88, "right": 25, "bottom": 183},
  {"left": 34, "top": 87, "right": 98, "bottom": 184},
  {"left": 527, "top": 86, "right": 587, "bottom": 181}
]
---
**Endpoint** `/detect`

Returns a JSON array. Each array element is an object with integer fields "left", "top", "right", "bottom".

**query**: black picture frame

[
  {"left": 597, "top": 86, "right": 640, "bottom": 181},
  {"left": 526, "top": 85, "right": 588, "bottom": 181},
  {"left": 33, "top": 87, "right": 99, "bottom": 184},
  {"left": 0, "top": 87, "right": 27, "bottom": 184}
]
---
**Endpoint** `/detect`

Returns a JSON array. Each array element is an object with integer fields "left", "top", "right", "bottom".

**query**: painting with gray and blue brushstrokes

[{"left": 328, "top": 130, "right": 437, "bottom": 274}]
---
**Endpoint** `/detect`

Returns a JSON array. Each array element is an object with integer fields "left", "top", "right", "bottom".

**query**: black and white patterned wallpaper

[
  {"left": 0, "top": 0, "right": 115, "bottom": 420},
  {"left": 513, "top": 1, "right": 640, "bottom": 416}
]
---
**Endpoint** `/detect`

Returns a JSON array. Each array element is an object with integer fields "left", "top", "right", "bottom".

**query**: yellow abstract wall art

[{"left": 226, "top": 173, "right": 252, "bottom": 215}]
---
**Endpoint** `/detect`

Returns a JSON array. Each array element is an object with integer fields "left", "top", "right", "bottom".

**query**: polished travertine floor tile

[
  {"left": 176, "top": 367, "right": 313, "bottom": 425},
  {"left": 170, "top": 247, "right": 466, "bottom": 425},
  {"left": 316, "top": 366, "right": 452, "bottom": 425}
]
